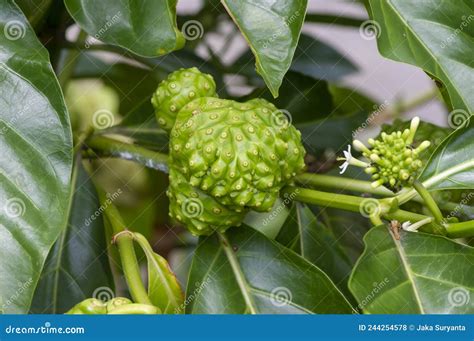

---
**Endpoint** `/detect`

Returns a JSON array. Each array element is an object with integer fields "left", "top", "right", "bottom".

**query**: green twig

[
  {"left": 413, "top": 181, "right": 445, "bottom": 224},
  {"left": 85, "top": 135, "right": 169, "bottom": 173},
  {"left": 58, "top": 30, "right": 88, "bottom": 88},
  {"left": 96, "top": 188, "right": 152, "bottom": 305},
  {"left": 447, "top": 220, "right": 474, "bottom": 238},
  {"left": 83, "top": 136, "right": 474, "bottom": 238}
]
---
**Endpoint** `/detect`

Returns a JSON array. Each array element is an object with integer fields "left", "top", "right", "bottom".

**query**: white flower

[
  {"left": 337, "top": 144, "right": 370, "bottom": 174},
  {"left": 401, "top": 221, "right": 416, "bottom": 232},
  {"left": 338, "top": 145, "right": 352, "bottom": 174},
  {"left": 401, "top": 217, "right": 433, "bottom": 233}
]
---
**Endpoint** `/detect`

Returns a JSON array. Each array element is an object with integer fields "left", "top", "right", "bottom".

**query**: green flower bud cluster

[
  {"left": 152, "top": 67, "right": 217, "bottom": 133},
  {"left": 66, "top": 297, "right": 161, "bottom": 315},
  {"left": 152, "top": 68, "right": 306, "bottom": 235},
  {"left": 339, "top": 117, "right": 431, "bottom": 192}
]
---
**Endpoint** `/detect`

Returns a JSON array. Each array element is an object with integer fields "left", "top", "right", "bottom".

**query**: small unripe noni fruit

[{"left": 151, "top": 67, "right": 217, "bottom": 133}]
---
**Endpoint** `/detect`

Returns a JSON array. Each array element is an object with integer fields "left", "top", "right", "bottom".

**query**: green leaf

[
  {"left": 234, "top": 33, "right": 357, "bottom": 82},
  {"left": 15, "top": 0, "right": 52, "bottom": 28},
  {"left": 134, "top": 233, "right": 184, "bottom": 314},
  {"left": 328, "top": 84, "right": 377, "bottom": 116},
  {"left": 291, "top": 34, "right": 357, "bottom": 81},
  {"left": 304, "top": 13, "right": 365, "bottom": 27},
  {"left": 243, "top": 198, "right": 290, "bottom": 239},
  {"left": 186, "top": 226, "right": 353, "bottom": 314},
  {"left": 244, "top": 72, "right": 370, "bottom": 153},
  {"left": 297, "top": 110, "right": 368, "bottom": 153},
  {"left": 246, "top": 71, "right": 333, "bottom": 124},
  {"left": 350, "top": 225, "right": 474, "bottom": 313},
  {"left": 64, "top": 0, "right": 184, "bottom": 57},
  {"left": 0, "top": 1, "right": 73, "bottom": 313},
  {"left": 367, "top": 0, "right": 474, "bottom": 112},
  {"left": 222, "top": 0, "right": 308, "bottom": 97},
  {"left": 419, "top": 119, "right": 474, "bottom": 190},
  {"left": 276, "top": 204, "right": 353, "bottom": 295},
  {"left": 30, "top": 161, "right": 114, "bottom": 313},
  {"left": 100, "top": 126, "right": 169, "bottom": 153}
]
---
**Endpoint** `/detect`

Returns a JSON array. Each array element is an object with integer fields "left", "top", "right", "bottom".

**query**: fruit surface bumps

[
  {"left": 154, "top": 67, "right": 307, "bottom": 235},
  {"left": 168, "top": 97, "right": 306, "bottom": 234},
  {"left": 151, "top": 67, "right": 216, "bottom": 132},
  {"left": 168, "top": 167, "right": 246, "bottom": 235}
]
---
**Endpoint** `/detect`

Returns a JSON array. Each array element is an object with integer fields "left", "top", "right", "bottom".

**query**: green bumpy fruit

[
  {"left": 153, "top": 68, "right": 306, "bottom": 236},
  {"left": 152, "top": 67, "right": 217, "bottom": 132},
  {"left": 65, "top": 298, "right": 107, "bottom": 315}
]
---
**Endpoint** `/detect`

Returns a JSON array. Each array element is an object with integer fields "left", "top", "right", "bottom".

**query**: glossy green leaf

[
  {"left": 64, "top": 0, "right": 184, "bottom": 57},
  {"left": 244, "top": 72, "right": 369, "bottom": 153},
  {"left": 222, "top": 0, "right": 308, "bottom": 97},
  {"left": 246, "top": 71, "right": 333, "bottom": 124},
  {"left": 305, "top": 13, "right": 365, "bottom": 27},
  {"left": 15, "top": 0, "right": 52, "bottom": 28},
  {"left": 419, "top": 119, "right": 474, "bottom": 190},
  {"left": 30, "top": 161, "right": 114, "bottom": 313},
  {"left": 0, "top": 1, "right": 73, "bottom": 313},
  {"left": 367, "top": 0, "right": 474, "bottom": 112},
  {"left": 186, "top": 226, "right": 353, "bottom": 314},
  {"left": 350, "top": 224, "right": 474, "bottom": 313},
  {"left": 234, "top": 33, "right": 357, "bottom": 82},
  {"left": 277, "top": 204, "right": 353, "bottom": 293},
  {"left": 134, "top": 233, "right": 184, "bottom": 314},
  {"left": 243, "top": 198, "right": 290, "bottom": 239},
  {"left": 328, "top": 85, "right": 376, "bottom": 116}
]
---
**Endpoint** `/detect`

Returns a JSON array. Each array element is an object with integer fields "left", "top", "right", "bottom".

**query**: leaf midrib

[{"left": 218, "top": 232, "right": 259, "bottom": 314}]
